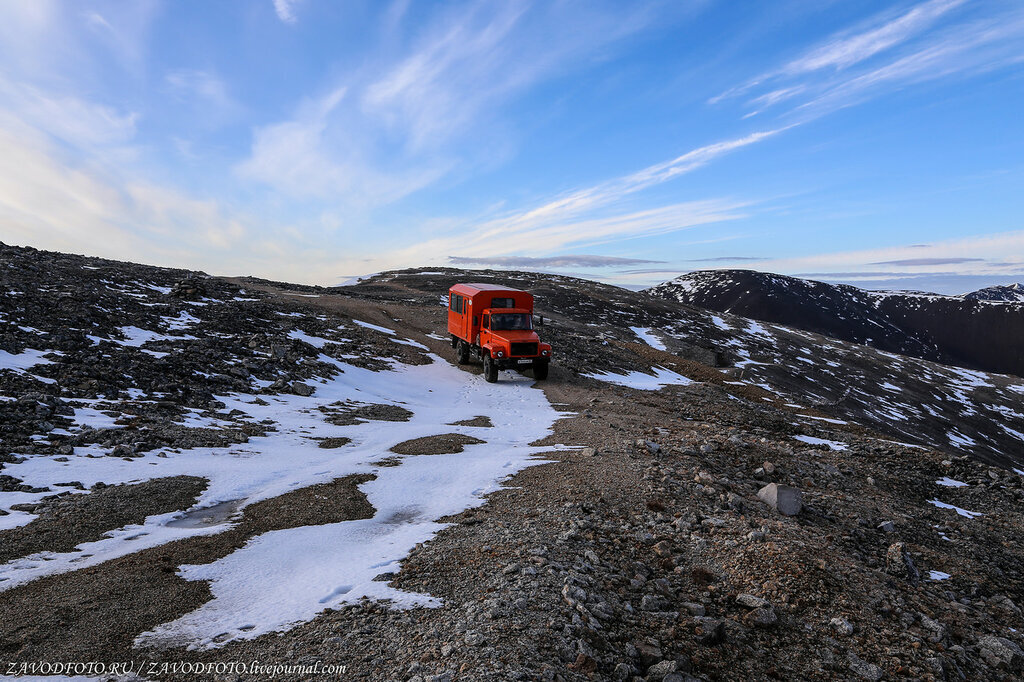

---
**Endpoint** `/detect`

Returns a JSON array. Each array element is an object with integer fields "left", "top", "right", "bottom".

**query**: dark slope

[{"left": 646, "top": 269, "right": 1024, "bottom": 377}]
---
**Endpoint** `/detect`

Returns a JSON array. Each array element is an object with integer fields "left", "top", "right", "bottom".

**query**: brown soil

[
  {"left": 0, "top": 476, "right": 207, "bottom": 564},
  {"left": 390, "top": 433, "right": 487, "bottom": 456},
  {"left": 447, "top": 416, "right": 494, "bottom": 428}
]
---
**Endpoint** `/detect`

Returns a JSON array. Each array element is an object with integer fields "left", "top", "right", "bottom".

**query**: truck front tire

[
  {"left": 483, "top": 354, "right": 498, "bottom": 383},
  {"left": 533, "top": 359, "right": 549, "bottom": 380},
  {"left": 456, "top": 340, "right": 470, "bottom": 365}
]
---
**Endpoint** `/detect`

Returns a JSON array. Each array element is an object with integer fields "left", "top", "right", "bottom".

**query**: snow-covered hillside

[{"left": 647, "top": 269, "right": 1024, "bottom": 378}]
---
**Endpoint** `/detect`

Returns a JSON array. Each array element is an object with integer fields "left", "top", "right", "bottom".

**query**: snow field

[{"left": 0, "top": 353, "right": 566, "bottom": 649}]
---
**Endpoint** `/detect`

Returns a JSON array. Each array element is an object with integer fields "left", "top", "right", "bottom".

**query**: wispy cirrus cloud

[
  {"left": 688, "top": 256, "right": 767, "bottom": 262},
  {"left": 872, "top": 257, "right": 984, "bottom": 266},
  {"left": 757, "top": 231, "right": 1024, "bottom": 279},
  {"left": 715, "top": 0, "right": 1024, "bottom": 120},
  {"left": 782, "top": 0, "right": 966, "bottom": 74},
  {"left": 240, "top": 2, "right": 675, "bottom": 209}
]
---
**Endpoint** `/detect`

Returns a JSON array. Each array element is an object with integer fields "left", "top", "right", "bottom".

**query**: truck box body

[{"left": 447, "top": 283, "right": 534, "bottom": 346}]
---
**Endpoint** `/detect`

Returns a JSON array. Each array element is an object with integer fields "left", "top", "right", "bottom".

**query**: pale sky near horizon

[{"left": 0, "top": 0, "right": 1022, "bottom": 294}]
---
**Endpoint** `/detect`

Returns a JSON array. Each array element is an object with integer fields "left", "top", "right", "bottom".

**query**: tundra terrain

[{"left": 2, "top": 243, "right": 1024, "bottom": 681}]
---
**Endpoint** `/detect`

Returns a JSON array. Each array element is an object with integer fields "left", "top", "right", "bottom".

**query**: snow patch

[
  {"left": 792, "top": 435, "right": 848, "bottom": 451},
  {"left": 583, "top": 366, "right": 693, "bottom": 390},
  {"left": 353, "top": 320, "right": 397, "bottom": 335},
  {"left": 928, "top": 499, "right": 982, "bottom": 518},
  {"left": 629, "top": 327, "right": 666, "bottom": 351}
]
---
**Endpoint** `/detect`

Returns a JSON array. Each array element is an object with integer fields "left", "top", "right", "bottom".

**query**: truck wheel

[
  {"left": 483, "top": 354, "right": 498, "bottom": 383},
  {"left": 533, "top": 359, "right": 549, "bottom": 380},
  {"left": 450, "top": 335, "right": 458, "bottom": 348},
  {"left": 456, "top": 340, "right": 470, "bottom": 365}
]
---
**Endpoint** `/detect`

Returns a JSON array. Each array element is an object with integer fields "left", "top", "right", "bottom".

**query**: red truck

[{"left": 447, "top": 283, "right": 551, "bottom": 383}]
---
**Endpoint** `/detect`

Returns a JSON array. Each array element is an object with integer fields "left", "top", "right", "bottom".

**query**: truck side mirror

[{"left": 534, "top": 315, "right": 544, "bottom": 326}]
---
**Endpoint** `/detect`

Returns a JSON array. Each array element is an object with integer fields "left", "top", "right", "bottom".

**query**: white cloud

[
  {"left": 0, "top": 77, "right": 137, "bottom": 149},
  {"left": 273, "top": 0, "right": 299, "bottom": 24},
  {"left": 236, "top": 87, "right": 450, "bottom": 206}
]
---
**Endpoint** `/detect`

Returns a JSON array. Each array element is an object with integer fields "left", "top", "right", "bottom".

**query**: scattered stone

[
  {"left": 830, "top": 617, "right": 854, "bottom": 636},
  {"left": 736, "top": 594, "right": 770, "bottom": 609},
  {"left": 756, "top": 483, "right": 802, "bottom": 516},
  {"left": 744, "top": 607, "right": 778, "bottom": 628},
  {"left": 978, "top": 635, "right": 1024, "bottom": 671},
  {"left": 646, "top": 659, "right": 678, "bottom": 680},
  {"left": 885, "top": 542, "right": 920, "bottom": 584},
  {"left": 848, "top": 653, "right": 884, "bottom": 681},
  {"left": 291, "top": 381, "right": 315, "bottom": 397}
]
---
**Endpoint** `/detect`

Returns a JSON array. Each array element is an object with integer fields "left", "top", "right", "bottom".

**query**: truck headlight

[
  {"left": 496, "top": 350, "right": 504, "bottom": 358},
  {"left": 542, "top": 350, "right": 549, "bottom": 356}
]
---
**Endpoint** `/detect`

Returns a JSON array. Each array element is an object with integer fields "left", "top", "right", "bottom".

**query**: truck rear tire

[
  {"left": 456, "top": 340, "right": 470, "bottom": 365},
  {"left": 483, "top": 354, "right": 498, "bottom": 383},
  {"left": 533, "top": 359, "right": 549, "bottom": 380}
]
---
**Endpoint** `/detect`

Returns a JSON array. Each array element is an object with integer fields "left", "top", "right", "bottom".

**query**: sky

[{"left": 0, "top": 0, "right": 1022, "bottom": 294}]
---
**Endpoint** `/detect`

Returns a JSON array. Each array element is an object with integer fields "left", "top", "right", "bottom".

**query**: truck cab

[{"left": 447, "top": 283, "right": 551, "bottom": 382}]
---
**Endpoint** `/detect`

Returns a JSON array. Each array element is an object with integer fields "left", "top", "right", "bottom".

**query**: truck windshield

[{"left": 490, "top": 313, "right": 532, "bottom": 330}]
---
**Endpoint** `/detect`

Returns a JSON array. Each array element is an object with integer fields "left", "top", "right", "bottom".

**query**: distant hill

[
  {"left": 647, "top": 270, "right": 1024, "bottom": 377},
  {"left": 963, "top": 282, "right": 1024, "bottom": 302}
]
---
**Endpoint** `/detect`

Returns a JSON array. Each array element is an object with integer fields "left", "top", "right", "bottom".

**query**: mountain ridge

[{"left": 646, "top": 269, "right": 1024, "bottom": 378}]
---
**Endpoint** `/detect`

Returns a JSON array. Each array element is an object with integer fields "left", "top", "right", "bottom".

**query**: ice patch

[
  {"left": 947, "top": 430, "right": 977, "bottom": 448},
  {"left": 936, "top": 477, "right": 967, "bottom": 488},
  {"left": 162, "top": 311, "right": 201, "bottom": 330},
  {"left": 287, "top": 329, "right": 339, "bottom": 349},
  {"left": 584, "top": 366, "right": 693, "bottom": 390},
  {"left": 629, "top": 327, "right": 666, "bottom": 351},
  {"left": 928, "top": 570, "right": 951, "bottom": 581},
  {"left": 116, "top": 326, "right": 195, "bottom": 347},
  {"left": 792, "top": 435, "right": 848, "bottom": 451},
  {"left": 710, "top": 315, "right": 730, "bottom": 330},
  {"left": 0, "top": 348, "right": 55, "bottom": 372},
  {"left": 928, "top": 499, "right": 982, "bottom": 518},
  {"left": 353, "top": 320, "right": 396, "bottom": 335},
  {"left": 799, "top": 415, "right": 848, "bottom": 425},
  {"left": 392, "top": 338, "right": 430, "bottom": 350}
]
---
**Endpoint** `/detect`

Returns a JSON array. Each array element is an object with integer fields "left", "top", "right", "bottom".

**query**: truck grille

[{"left": 510, "top": 342, "right": 538, "bottom": 357}]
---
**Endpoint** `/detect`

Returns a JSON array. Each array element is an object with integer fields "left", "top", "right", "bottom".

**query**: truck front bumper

[{"left": 495, "top": 357, "right": 547, "bottom": 370}]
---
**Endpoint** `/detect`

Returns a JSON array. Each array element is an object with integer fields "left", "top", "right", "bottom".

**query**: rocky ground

[{"left": 1, "top": 244, "right": 1023, "bottom": 681}]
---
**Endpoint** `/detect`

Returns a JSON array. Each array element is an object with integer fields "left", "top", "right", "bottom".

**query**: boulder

[
  {"left": 885, "top": 542, "right": 920, "bottom": 584},
  {"left": 757, "top": 483, "right": 802, "bottom": 516}
]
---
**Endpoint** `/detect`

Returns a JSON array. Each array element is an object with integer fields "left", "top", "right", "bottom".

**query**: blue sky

[{"left": 0, "top": 0, "right": 1022, "bottom": 293}]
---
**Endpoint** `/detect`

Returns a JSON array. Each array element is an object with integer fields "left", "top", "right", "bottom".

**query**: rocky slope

[
  {"left": 646, "top": 270, "right": 1024, "bottom": 378},
  {"left": 2, "top": 245, "right": 1024, "bottom": 681}
]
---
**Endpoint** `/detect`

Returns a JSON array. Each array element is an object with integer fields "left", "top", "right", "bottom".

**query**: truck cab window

[
  {"left": 491, "top": 313, "right": 532, "bottom": 330},
  {"left": 491, "top": 297, "right": 514, "bottom": 309},
  {"left": 482, "top": 315, "right": 489, "bottom": 329}
]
